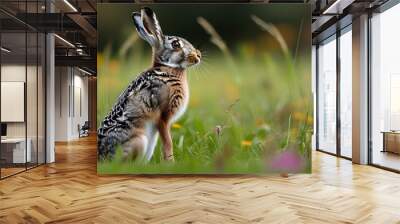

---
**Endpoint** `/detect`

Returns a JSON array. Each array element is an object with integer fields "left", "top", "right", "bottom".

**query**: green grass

[{"left": 97, "top": 41, "right": 312, "bottom": 174}]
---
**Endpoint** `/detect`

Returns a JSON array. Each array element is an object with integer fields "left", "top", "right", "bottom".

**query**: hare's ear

[{"left": 132, "top": 7, "right": 163, "bottom": 47}]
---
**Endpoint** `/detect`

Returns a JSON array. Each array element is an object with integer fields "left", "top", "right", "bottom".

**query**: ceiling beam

[
  {"left": 13, "top": 13, "right": 82, "bottom": 32},
  {"left": 67, "top": 13, "right": 97, "bottom": 44},
  {"left": 55, "top": 55, "right": 96, "bottom": 71}
]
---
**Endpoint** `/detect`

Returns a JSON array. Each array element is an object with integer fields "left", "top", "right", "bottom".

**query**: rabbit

[{"left": 98, "top": 7, "right": 201, "bottom": 162}]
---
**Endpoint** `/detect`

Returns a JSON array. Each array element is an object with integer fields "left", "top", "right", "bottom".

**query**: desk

[
  {"left": 382, "top": 131, "right": 400, "bottom": 154},
  {"left": 1, "top": 138, "right": 31, "bottom": 163}
]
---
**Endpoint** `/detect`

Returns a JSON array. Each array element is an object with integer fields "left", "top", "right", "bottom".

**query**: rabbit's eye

[{"left": 171, "top": 40, "right": 181, "bottom": 49}]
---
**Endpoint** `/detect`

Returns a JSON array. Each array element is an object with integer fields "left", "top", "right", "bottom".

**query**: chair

[{"left": 79, "top": 121, "right": 90, "bottom": 138}]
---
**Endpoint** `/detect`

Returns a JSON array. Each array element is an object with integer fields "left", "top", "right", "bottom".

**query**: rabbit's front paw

[{"left": 165, "top": 154, "right": 175, "bottom": 162}]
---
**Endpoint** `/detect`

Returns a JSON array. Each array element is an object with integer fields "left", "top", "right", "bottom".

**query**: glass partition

[
  {"left": 317, "top": 36, "right": 337, "bottom": 154},
  {"left": 1, "top": 30, "right": 28, "bottom": 177},
  {"left": 38, "top": 32, "right": 45, "bottom": 165},
  {"left": 0, "top": 2, "right": 46, "bottom": 179},
  {"left": 27, "top": 30, "right": 38, "bottom": 169}
]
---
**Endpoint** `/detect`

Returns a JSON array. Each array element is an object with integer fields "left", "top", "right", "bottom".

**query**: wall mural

[{"left": 97, "top": 4, "right": 312, "bottom": 174}]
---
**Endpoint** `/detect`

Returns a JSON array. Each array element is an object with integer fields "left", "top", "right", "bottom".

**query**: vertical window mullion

[
  {"left": 336, "top": 30, "right": 341, "bottom": 157},
  {"left": 25, "top": 0, "right": 28, "bottom": 171},
  {"left": 36, "top": 0, "right": 39, "bottom": 167},
  {"left": 0, "top": 20, "right": 2, "bottom": 179},
  {"left": 316, "top": 44, "right": 320, "bottom": 151},
  {"left": 367, "top": 11, "right": 373, "bottom": 165}
]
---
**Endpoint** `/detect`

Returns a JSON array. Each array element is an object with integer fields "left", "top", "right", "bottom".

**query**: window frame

[
  {"left": 367, "top": 0, "right": 400, "bottom": 173},
  {"left": 315, "top": 24, "right": 353, "bottom": 161}
]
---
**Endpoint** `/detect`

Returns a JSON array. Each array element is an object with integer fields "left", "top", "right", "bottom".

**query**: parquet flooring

[
  {"left": 1, "top": 167, "right": 26, "bottom": 178},
  {"left": 0, "top": 135, "right": 400, "bottom": 223}
]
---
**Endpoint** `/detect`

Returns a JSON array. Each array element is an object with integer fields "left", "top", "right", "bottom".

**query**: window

[
  {"left": 317, "top": 36, "right": 337, "bottom": 154},
  {"left": 370, "top": 3, "right": 400, "bottom": 171},
  {"left": 339, "top": 28, "right": 352, "bottom": 158}
]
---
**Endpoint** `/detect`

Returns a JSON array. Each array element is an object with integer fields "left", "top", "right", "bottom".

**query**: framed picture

[{"left": 97, "top": 3, "right": 312, "bottom": 174}]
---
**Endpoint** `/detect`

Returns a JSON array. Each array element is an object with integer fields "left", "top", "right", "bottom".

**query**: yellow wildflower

[
  {"left": 172, "top": 123, "right": 182, "bottom": 129},
  {"left": 241, "top": 140, "right": 252, "bottom": 147},
  {"left": 97, "top": 53, "right": 104, "bottom": 66},
  {"left": 307, "top": 116, "right": 313, "bottom": 125},
  {"left": 255, "top": 117, "right": 264, "bottom": 126},
  {"left": 293, "top": 112, "right": 306, "bottom": 121}
]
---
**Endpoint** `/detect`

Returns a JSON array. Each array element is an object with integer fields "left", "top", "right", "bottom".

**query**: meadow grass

[{"left": 97, "top": 27, "right": 312, "bottom": 174}]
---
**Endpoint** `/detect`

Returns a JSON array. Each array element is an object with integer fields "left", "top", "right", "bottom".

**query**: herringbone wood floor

[{"left": 0, "top": 136, "right": 400, "bottom": 224}]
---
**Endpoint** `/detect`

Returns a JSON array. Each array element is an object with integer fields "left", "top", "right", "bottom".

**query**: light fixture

[
  {"left": 54, "top": 34, "right": 75, "bottom": 48},
  {"left": 63, "top": 0, "right": 78, "bottom": 12},
  {"left": 78, "top": 67, "right": 93, "bottom": 76},
  {"left": 76, "top": 48, "right": 87, "bottom": 56},
  {"left": 1, "top": 47, "right": 11, "bottom": 53},
  {"left": 322, "top": 0, "right": 340, "bottom": 14},
  {"left": 322, "top": 0, "right": 355, "bottom": 15}
]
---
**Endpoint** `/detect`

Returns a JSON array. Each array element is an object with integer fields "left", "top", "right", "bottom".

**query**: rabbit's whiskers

[
  {"left": 196, "top": 64, "right": 212, "bottom": 82},
  {"left": 189, "top": 61, "right": 210, "bottom": 82}
]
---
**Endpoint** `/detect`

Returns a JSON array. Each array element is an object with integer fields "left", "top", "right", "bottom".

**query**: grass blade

[{"left": 251, "top": 15, "right": 290, "bottom": 58}]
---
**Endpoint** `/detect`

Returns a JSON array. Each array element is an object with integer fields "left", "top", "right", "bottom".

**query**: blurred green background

[{"left": 97, "top": 4, "right": 312, "bottom": 174}]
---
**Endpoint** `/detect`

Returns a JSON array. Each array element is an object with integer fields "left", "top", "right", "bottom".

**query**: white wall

[
  {"left": 1, "top": 65, "right": 26, "bottom": 139},
  {"left": 1, "top": 65, "right": 25, "bottom": 81},
  {"left": 55, "top": 67, "right": 69, "bottom": 141},
  {"left": 1, "top": 65, "right": 37, "bottom": 138},
  {"left": 72, "top": 73, "right": 89, "bottom": 138},
  {"left": 1, "top": 82, "right": 25, "bottom": 122},
  {"left": 55, "top": 67, "right": 89, "bottom": 141},
  {"left": 1, "top": 64, "right": 46, "bottom": 164}
]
